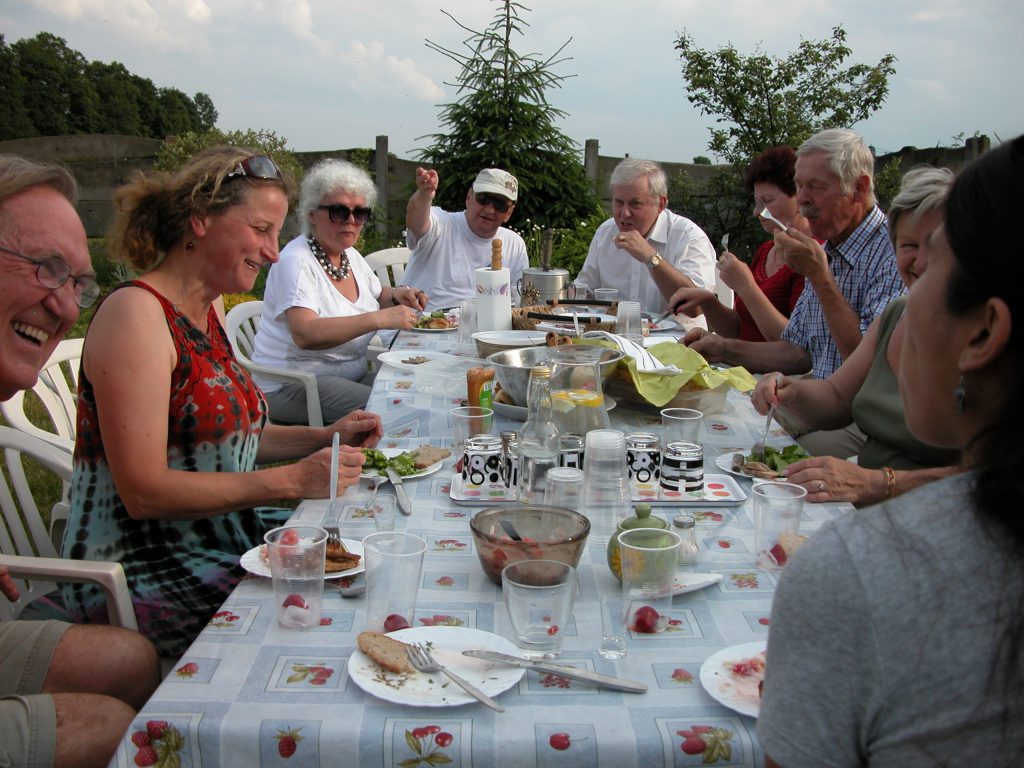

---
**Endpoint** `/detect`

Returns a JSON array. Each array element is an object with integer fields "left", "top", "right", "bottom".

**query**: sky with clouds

[{"left": 4, "top": 0, "right": 1022, "bottom": 163}]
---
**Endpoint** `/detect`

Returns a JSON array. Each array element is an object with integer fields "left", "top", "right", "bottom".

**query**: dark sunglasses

[
  {"left": 317, "top": 204, "right": 373, "bottom": 225},
  {"left": 224, "top": 155, "right": 283, "bottom": 182},
  {"left": 0, "top": 244, "right": 101, "bottom": 308},
  {"left": 474, "top": 193, "right": 513, "bottom": 213}
]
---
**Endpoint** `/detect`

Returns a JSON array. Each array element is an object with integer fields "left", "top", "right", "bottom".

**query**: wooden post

[
  {"left": 375, "top": 135, "right": 389, "bottom": 240},
  {"left": 584, "top": 139, "right": 599, "bottom": 196}
]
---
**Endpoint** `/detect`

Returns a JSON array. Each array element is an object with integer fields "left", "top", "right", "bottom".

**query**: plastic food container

[{"left": 414, "top": 356, "right": 488, "bottom": 396}]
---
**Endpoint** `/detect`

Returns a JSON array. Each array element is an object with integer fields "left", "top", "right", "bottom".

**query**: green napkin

[{"left": 577, "top": 338, "right": 756, "bottom": 408}]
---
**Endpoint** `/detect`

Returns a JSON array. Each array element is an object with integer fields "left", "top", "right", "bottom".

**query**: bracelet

[{"left": 882, "top": 466, "right": 896, "bottom": 499}]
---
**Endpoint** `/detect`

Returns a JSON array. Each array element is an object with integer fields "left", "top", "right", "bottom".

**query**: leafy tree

[
  {"left": 131, "top": 75, "right": 162, "bottom": 138},
  {"left": 193, "top": 92, "right": 218, "bottom": 133},
  {"left": 0, "top": 36, "right": 36, "bottom": 139},
  {"left": 13, "top": 33, "right": 101, "bottom": 136},
  {"left": 154, "top": 128, "right": 304, "bottom": 182},
  {"left": 675, "top": 26, "right": 897, "bottom": 166},
  {"left": 155, "top": 87, "right": 200, "bottom": 137},
  {"left": 88, "top": 61, "right": 143, "bottom": 136},
  {"left": 417, "top": 0, "right": 601, "bottom": 245}
]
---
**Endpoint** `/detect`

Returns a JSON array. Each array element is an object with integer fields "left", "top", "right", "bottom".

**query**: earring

[
  {"left": 953, "top": 374, "right": 967, "bottom": 414},
  {"left": 185, "top": 241, "right": 196, "bottom": 251}
]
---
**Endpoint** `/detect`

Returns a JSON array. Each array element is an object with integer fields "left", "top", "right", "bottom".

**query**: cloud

[{"left": 906, "top": 78, "right": 953, "bottom": 103}]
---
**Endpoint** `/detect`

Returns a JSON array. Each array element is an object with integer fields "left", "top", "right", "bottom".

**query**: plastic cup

[
  {"left": 264, "top": 525, "right": 328, "bottom": 629},
  {"left": 571, "top": 281, "right": 590, "bottom": 300},
  {"left": 364, "top": 531, "right": 427, "bottom": 632},
  {"left": 616, "top": 300, "right": 643, "bottom": 343},
  {"left": 661, "top": 407, "right": 703, "bottom": 444},
  {"left": 543, "top": 467, "right": 584, "bottom": 512},
  {"left": 594, "top": 288, "right": 619, "bottom": 302},
  {"left": 619, "top": 528, "right": 682, "bottom": 635},
  {"left": 753, "top": 481, "right": 807, "bottom": 570},
  {"left": 455, "top": 298, "right": 478, "bottom": 355},
  {"left": 451, "top": 406, "right": 494, "bottom": 463},
  {"left": 582, "top": 429, "right": 630, "bottom": 534},
  {"left": 502, "top": 559, "right": 577, "bottom": 659}
]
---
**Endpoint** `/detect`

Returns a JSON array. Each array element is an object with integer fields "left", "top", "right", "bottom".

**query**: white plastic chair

[
  {"left": 363, "top": 247, "right": 412, "bottom": 365},
  {"left": 1, "top": 337, "right": 82, "bottom": 448},
  {"left": 225, "top": 300, "right": 325, "bottom": 427},
  {"left": 0, "top": 426, "right": 139, "bottom": 630},
  {"left": 363, "top": 246, "right": 411, "bottom": 288}
]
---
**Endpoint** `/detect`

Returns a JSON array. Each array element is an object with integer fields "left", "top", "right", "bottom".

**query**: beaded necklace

[{"left": 308, "top": 236, "right": 350, "bottom": 281}]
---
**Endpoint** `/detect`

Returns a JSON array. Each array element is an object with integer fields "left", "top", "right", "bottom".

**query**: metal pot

[{"left": 517, "top": 267, "right": 574, "bottom": 305}]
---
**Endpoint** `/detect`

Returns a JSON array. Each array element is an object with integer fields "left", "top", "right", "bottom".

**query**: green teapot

[{"left": 606, "top": 503, "right": 669, "bottom": 582}]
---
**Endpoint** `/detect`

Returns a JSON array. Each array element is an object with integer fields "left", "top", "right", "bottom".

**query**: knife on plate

[
  {"left": 462, "top": 650, "right": 647, "bottom": 693},
  {"left": 385, "top": 467, "right": 412, "bottom": 516}
]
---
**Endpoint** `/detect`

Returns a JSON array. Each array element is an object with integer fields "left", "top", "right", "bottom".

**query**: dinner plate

[
  {"left": 673, "top": 571, "right": 723, "bottom": 595},
  {"left": 699, "top": 641, "right": 767, "bottom": 718},
  {"left": 347, "top": 626, "right": 525, "bottom": 707},
  {"left": 471, "top": 330, "right": 549, "bottom": 347},
  {"left": 409, "top": 310, "right": 459, "bottom": 333},
  {"left": 239, "top": 537, "right": 365, "bottom": 580},
  {"left": 715, "top": 451, "right": 781, "bottom": 480},
  {"left": 643, "top": 314, "right": 681, "bottom": 332},
  {"left": 492, "top": 397, "right": 617, "bottom": 421},
  {"left": 360, "top": 447, "right": 445, "bottom": 480},
  {"left": 377, "top": 350, "right": 456, "bottom": 372}
]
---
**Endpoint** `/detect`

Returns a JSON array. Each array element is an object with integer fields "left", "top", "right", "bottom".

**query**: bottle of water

[{"left": 516, "top": 365, "right": 560, "bottom": 504}]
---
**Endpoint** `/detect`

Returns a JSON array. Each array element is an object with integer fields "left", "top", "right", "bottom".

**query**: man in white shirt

[
  {"left": 577, "top": 158, "right": 716, "bottom": 324},
  {"left": 402, "top": 167, "right": 529, "bottom": 310}
]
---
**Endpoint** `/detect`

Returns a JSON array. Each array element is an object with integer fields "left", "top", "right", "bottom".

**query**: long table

[{"left": 110, "top": 332, "right": 852, "bottom": 767}]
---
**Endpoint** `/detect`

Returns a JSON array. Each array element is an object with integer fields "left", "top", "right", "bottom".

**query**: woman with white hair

[{"left": 254, "top": 159, "right": 427, "bottom": 424}]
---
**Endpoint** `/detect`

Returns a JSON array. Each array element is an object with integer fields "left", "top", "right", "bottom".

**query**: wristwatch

[{"left": 646, "top": 251, "right": 663, "bottom": 270}]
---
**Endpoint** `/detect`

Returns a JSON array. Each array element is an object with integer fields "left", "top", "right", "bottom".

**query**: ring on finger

[{"left": 817, "top": 479, "right": 825, "bottom": 492}]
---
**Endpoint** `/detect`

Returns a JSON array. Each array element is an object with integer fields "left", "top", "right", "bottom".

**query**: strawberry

[
  {"left": 145, "top": 721, "right": 169, "bottom": 741},
  {"left": 275, "top": 727, "right": 303, "bottom": 758},
  {"left": 175, "top": 662, "right": 199, "bottom": 678},
  {"left": 549, "top": 732, "right": 571, "bottom": 750},
  {"left": 131, "top": 731, "right": 151, "bottom": 748},
  {"left": 279, "top": 529, "right": 300, "bottom": 546},
  {"left": 383, "top": 614, "right": 410, "bottom": 632},
  {"left": 632, "top": 605, "right": 660, "bottom": 633},
  {"left": 134, "top": 745, "right": 158, "bottom": 766},
  {"left": 769, "top": 543, "right": 788, "bottom": 566},
  {"left": 282, "top": 593, "right": 308, "bottom": 609}
]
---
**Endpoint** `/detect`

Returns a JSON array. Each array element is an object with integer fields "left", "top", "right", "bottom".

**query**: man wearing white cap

[{"left": 403, "top": 167, "right": 528, "bottom": 310}]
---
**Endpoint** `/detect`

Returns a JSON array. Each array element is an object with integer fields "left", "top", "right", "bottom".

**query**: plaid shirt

[{"left": 781, "top": 206, "right": 903, "bottom": 378}]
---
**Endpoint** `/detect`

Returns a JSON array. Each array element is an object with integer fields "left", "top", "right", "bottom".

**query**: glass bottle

[
  {"left": 516, "top": 365, "right": 560, "bottom": 503},
  {"left": 673, "top": 513, "right": 700, "bottom": 565}
]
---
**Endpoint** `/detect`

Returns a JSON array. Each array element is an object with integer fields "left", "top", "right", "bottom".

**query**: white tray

[{"left": 448, "top": 472, "right": 747, "bottom": 507}]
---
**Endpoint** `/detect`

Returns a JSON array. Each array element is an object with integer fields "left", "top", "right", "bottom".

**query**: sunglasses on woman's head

[
  {"left": 317, "top": 204, "right": 373, "bottom": 225},
  {"left": 474, "top": 193, "right": 512, "bottom": 213},
  {"left": 224, "top": 155, "right": 283, "bottom": 182}
]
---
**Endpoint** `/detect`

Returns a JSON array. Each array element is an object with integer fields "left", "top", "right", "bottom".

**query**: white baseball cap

[{"left": 472, "top": 168, "right": 518, "bottom": 202}]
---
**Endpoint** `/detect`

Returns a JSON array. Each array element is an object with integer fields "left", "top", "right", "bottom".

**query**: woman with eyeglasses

[
  {"left": 252, "top": 159, "right": 427, "bottom": 424},
  {"left": 61, "top": 147, "right": 383, "bottom": 659}
]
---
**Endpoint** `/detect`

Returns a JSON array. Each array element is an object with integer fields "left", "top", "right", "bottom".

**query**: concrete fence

[{"left": 0, "top": 133, "right": 989, "bottom": 241}]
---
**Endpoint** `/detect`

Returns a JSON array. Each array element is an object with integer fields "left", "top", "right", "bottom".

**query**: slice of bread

[
  {"left": 357, "top": 631, "right": 414, "bottom": 674},
  {"left": 412, "top": 445, "right": 451, "bottom": 469}
]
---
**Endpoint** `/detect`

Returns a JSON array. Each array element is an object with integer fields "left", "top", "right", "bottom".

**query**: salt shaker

[{"left": 673, "top": 513, "right": 700, "bottom": 565}]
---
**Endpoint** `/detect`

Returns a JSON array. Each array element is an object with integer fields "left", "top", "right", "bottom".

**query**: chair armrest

[
  {"left": 0, "top": 554, "right": 139, "bottom": 631},
  {"left": 238, "top": 363, "right": 324, "bottom": 428}
]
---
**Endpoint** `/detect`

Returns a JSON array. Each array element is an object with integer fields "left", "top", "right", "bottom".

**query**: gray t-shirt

[{"left": 758, "top": 471, "right": 1024, "bottom": 767}]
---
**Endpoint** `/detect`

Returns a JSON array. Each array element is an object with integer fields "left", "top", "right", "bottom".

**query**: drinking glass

[
  {"left": 582, "top": 429, "right": 630, "bottom": 535},
  {"left": 598, "top": 598, "right": 628, "bottom": 659},
  {"left": 594, "top": 288, "right": 619, "bottom": 302},
  {"left": 661, "top": 407, "right": 703, "bottom": 444},
  {"left": 455, "top": 298, "right": 478, "bottom": 355},
  {"left": 753, "top": 481, "right": 807, "bottom": 570},
  {"left": 616, "top": 300, "right": 642, "bottom": 343},
  {"left": 619, "top": 528, "right": 681, "bottom": 635},
  {"left": 502, "top": 560, "right": 577, "bottom": 659},
  {"left": 265, "top": 525, "right": 328, "bottom": 629},
  {"left": 364, "top": 531, "right": 427, "bottom": 632},
  {"left": 450, "top": 406, "right": 494, "bottom": 464},
  {"left": 543, "top": 467, "right": 584, "bottom": 512},
  {"left": 571, "top": 281, "right": 590, "bottom": 301}
]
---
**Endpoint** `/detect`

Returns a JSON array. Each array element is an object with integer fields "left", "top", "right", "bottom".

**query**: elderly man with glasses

[
  {"left": 0, "top": 154, "right": 161, "bottom": 768},
  {"left": 402, "top": 167, "right": 529, "bottom": 310}
]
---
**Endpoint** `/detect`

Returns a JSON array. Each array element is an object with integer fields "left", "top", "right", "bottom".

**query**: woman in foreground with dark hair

[{"left": 758, "top": 136, "right": 1024, "bottom": 766}]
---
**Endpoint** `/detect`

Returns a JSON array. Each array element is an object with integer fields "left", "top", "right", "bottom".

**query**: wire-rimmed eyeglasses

[{"left": 0, "top": 244, "right": 101, "bottom": 308}]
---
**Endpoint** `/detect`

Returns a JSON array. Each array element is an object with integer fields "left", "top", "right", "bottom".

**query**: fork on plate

[{"left": 405, "top": 642, "right": 506, "bottom": 712}]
